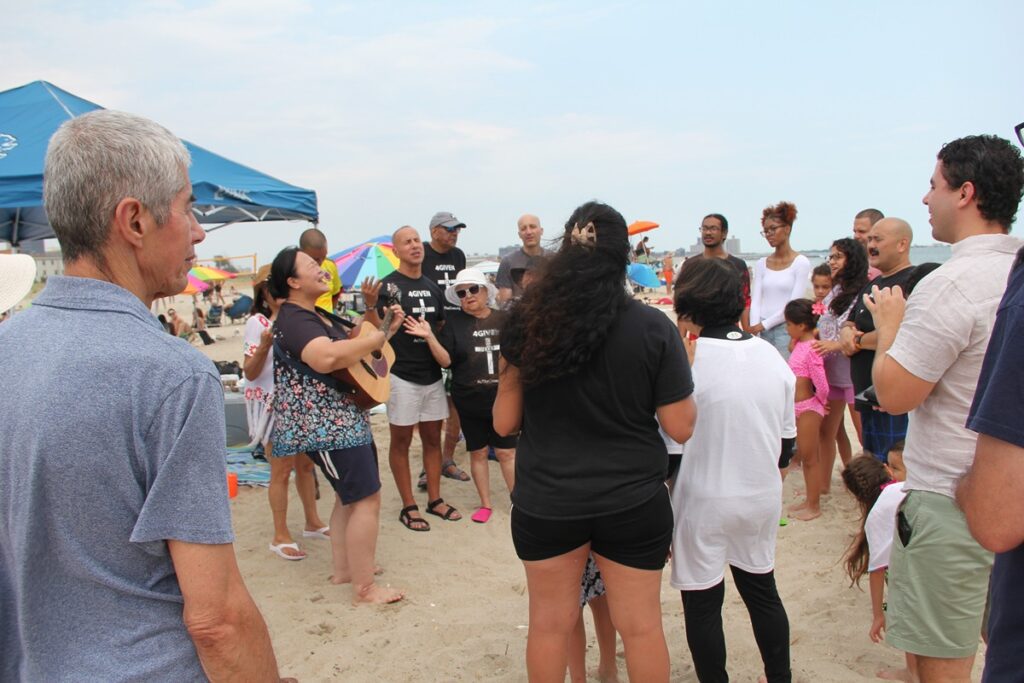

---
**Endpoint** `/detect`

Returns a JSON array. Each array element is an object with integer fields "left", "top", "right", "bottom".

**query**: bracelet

[{"left": 853, "top": 332, "right": 865, "bottom": 350}]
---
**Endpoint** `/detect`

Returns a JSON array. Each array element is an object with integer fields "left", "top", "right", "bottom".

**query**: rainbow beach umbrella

[
  {"left": 180, "top": 274, "right": 210, "bottom": 295},
  {"left": 330, "top": 236, "right": 400, "bottom": 290},
  {"left": 189, "top": 265, "right": 238, "bottom": 281}
]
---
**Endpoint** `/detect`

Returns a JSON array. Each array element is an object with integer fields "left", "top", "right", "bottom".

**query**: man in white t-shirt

[{"left": 866, "top": 134, "right": 1024, "bottom": 681}]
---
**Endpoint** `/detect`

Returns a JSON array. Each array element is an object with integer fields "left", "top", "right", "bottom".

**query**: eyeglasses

[
  {"left": 826, "top": 254, "right": 844, "bottom": 262},
  {"left": 761, "top": 225, "right": 786, "bottom": 237},
  {"left": 455, "top": 284, "right": 481, "bottom": 298},
  {"left": 1016, "top": 121, "right": 1024, "bottom": 148},
  {"left": 699, "top": 226, "right": 722, "bottom": 233}
]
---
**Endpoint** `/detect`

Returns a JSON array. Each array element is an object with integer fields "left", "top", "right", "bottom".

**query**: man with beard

[{"left": 676, "top": 213, "right": 750, "bottom": 329}]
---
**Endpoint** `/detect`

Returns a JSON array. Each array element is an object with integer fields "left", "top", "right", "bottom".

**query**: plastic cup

[{"left": 227, "top": 471, "right": 238, "bottom": 499}]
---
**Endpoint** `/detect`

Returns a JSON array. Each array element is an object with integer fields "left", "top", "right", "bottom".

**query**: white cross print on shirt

[
  {"left": 412, "top": 298, "right": 436, "bottom": 317},
  {"left": 437, "top": 271, "right": 453, "bottom": 287},
  {"left": 474, "top": 336, "right": 500, "bottom": 375}
]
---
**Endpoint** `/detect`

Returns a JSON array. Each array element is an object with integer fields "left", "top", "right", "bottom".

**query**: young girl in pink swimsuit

[{"left": 784, "top": 299, "right": 829, "bottom": 521}]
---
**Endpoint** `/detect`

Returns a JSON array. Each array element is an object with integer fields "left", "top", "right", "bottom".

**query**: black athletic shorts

[
  {"left": 453, "top": 396, "right": 517, "bottom": 452},
  {"left": 510, "top": 486, "right": 673, "bottom": 570},
  {"left": 307, "top": 442, "right": 381, "bottom": 504}
]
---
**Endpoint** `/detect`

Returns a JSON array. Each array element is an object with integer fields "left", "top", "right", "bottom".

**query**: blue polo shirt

[
  {"left": 967, "top": 252, "right": 1024, "bottom": 683},
  {"left": 0, "top": 276, "right": 233, "bottom": 681}
]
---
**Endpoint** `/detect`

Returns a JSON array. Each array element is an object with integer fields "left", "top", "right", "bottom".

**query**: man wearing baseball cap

[{"left": 421, "top": 211, "right": 471, "bottom": 485}]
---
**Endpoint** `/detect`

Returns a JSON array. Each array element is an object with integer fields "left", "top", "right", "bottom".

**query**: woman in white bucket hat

[
  {"left": 0, "top": 253, "right": 37, "bottom": 319},
  {"left": 405, "top": 267, "right": 515, "bottom": 524}
]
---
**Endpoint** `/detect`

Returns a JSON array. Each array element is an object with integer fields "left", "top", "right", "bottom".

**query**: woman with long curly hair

[
  {"left": 811, "top": 238, "right": 868, "bottom": 494},
  {"left": 495, "top": 201, "right": 697, "bottom": 682},
  {"left": 749, "top": 201, "right": 812, "bottom": 358}
]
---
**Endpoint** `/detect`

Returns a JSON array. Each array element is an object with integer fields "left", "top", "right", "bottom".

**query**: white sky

[{"left": 4, "top": 0, "right": 1023, "bottom": 263}]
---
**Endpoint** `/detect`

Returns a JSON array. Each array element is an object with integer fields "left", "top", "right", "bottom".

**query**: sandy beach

[{"left": 181, "top": 293, "right": 986, "bottom": 683}]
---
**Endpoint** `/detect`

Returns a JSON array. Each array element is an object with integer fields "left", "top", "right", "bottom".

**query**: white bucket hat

[
  {"left": 0, "top": 253, "right": 37, "bottom": 313},
  {"left": 444, "top": 268, "right": 497, "bottom": 307}
]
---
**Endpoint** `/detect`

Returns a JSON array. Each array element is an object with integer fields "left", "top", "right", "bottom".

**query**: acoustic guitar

[{"left": 330, "top": 285, "right": 400, "bottom": 410}]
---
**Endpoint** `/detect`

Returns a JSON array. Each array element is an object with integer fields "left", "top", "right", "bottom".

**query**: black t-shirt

[
  {"left": 849, "top": 266, "right": 916, "bottom": 393},
  {"left": 422, "top": 244, "right": 467, "bottom": 311},
  {"left": 438, "top": 308, "right": 506, "bottom": 412},
  {"left": 378, "top": 271, "right": 446, "bottom": 385},
  {"left": 275, "top": 302, "right": 348, "bottom": 359},
  {"left": 503, "top": 299, "right": 694, "bottom": 519}
]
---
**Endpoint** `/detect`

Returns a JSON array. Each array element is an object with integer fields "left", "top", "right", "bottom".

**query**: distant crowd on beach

[{"left": 2, "top": 108, "right": 1024, "bottom": 683}]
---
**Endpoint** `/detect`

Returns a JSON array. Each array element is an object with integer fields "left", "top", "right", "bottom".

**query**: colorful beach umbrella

[
  {"left": 181, "top": 274, "right": 211, "bottom": 295},
  {"left": 330, "top": 236, "right": 400, "bottom": 290},
  {"left": 628, "top": 220, "right": 659, "bottom": 236},
  {"left": 189, "top": 265, "right": 238, "bottom": 281}
]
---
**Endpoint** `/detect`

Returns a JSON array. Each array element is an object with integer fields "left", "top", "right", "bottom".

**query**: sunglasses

[
  {"left": 439, "top": 225, "right": 464, "bottom": 233},
  {"left": 455, "top": 284, "right": 481, "bottom": 298}
]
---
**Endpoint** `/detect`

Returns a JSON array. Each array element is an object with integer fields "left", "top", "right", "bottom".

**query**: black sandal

[
  {"left": 399, "top": 504, "right": 430, "bottom": 532},
  {"left": 426, "top": 498, "right": 462, "bottom": 521}
]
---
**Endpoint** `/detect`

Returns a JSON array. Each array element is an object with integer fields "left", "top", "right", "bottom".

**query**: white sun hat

[
  {"left": 0, "top": 253, "right": 37, "bottom": 313},
  {"left": 444, "top": 268, "right": 497, "bottom": 307}
]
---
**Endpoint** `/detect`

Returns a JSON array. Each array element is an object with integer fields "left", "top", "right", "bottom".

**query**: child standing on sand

[
  {"left": 568, "top": 555, "right": 620, "bottom": 683},
  {"left": 842, "top": 446, "right": 917, "bottom": 682},
  {"left": 784, "top": 299, "right": 829, "bottom": 521}
]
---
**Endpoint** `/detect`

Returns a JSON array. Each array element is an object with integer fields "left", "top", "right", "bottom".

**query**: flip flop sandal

[
  {"left": 268, "top": 542, "right": 306, "bottom": 560},
  {"left": 417, "top": 470, "right": 428, "bottom": 491},
  {"left": 302, "top": 526, "right": 330, "bottom": 540},
  {"left": 441, "top": 460, "right": 471, "bottom": 482},
  {"left": 471, "top": 507, "right": 492, "bottom": 524},
  {"left": 426, "top": 497, "right": 462, "bottom": 521},
  {"left": 399, "top": 504, "right": 430, "bottom": 532}
]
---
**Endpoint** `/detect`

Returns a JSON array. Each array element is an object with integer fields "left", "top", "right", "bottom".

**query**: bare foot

[
  {"left": 877, "top": 667, "right": 913, "bottom": 681},
  {"left": 329, "top": 566, "right": 384, "bottom": 584},
  {"left": 353, "top": 583, "right": 405, "bottom": 605},
  {"left": 597, "top": 665, "right": 621, "bottom": 683},
  {"left": 787, "top": 500, "right": 809, "bottom": 512},
  {"left": 792, "top": 507, "right": 822, "bottom": 521}
]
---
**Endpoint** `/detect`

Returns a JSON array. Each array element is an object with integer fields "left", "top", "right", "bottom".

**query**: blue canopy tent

[{"left": 0, "top": 80, "right": 318, "bottom": 247}]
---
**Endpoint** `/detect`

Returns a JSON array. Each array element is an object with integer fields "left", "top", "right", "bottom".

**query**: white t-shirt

[
  {"left": 243, "top": 314, "right": 274, "bottom": 398},
  {"left": 670, "top": 336, "right": 796, "bottom": 590},
  {"left": 750, "top": 254, "right": 811, "bottom": 330},
  {"left": 866, "top": 481, "right": 907, "bottom": 572},
  {"left": 887, "top": 234, "right": 1021, "bottom": 498}
]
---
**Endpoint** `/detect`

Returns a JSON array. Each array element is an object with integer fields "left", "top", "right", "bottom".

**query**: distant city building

[
  {"left": 31, "top": 252, "right": 64, "bottom": 282},
  {"left": 497, "top": 244, "right": 520, "bottom": 258},
  {"left": 685, "top": 237, "right": 742, "bottom": 256}
]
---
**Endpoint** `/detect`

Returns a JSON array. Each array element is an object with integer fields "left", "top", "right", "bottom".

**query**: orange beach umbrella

[{"left": 628, "top": 220, "right": 659, "bottom": 236}]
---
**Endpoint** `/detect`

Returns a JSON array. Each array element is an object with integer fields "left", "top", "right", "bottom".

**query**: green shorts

[{"left": 885, "top": 490, "right": 993, "bottom": 659}]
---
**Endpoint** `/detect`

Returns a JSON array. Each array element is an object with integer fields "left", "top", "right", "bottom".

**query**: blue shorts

[
  {"left": 858, "top": 408, "right": 908, "bottom": 463},
  {"left": 307, "top": 442, "right": 381, "bottom": 504}
]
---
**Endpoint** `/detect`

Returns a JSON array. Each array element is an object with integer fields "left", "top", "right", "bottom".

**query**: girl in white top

[
  {"left": 670, "top": 257, "right": 795, "bottom": 682},
  {"left": 243, "top": 269, "right": 328, "bottom": 561},
  {"left": 841, "top": 450, "right": 917, "bottom": 682},
  {"left": 748, "top": 201, "right": 811, "bottom": 359}
]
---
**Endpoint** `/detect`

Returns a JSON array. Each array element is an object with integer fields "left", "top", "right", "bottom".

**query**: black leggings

[{"left": 680, "top": 566, "right": 791, "bottom": 683}]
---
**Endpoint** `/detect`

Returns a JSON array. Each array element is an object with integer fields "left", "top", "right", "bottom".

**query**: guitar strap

[{"left": 271, "top": 307, "right": 360, "bottom": 398}]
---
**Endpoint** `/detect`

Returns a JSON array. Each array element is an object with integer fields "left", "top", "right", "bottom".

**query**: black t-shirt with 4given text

[
  {"left": 377, "top": 271, "right": 446, "bottom": 385},
  {"left": 503, "top": 299, "right": 694, "bottom": 520},
  {"left": 849, "top": 266, "right": 916, "bottom": 393},
  {"left": 422, "top": 244, "right": 467, "bottom": 312},
  {"left": 438, "top": 308, "right": 506, "bottom": 412}
]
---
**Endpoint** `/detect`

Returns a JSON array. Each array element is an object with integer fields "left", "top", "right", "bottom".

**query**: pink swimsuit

[{"left": 788, "top": 339, "right": 829, "bottom": 418}]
